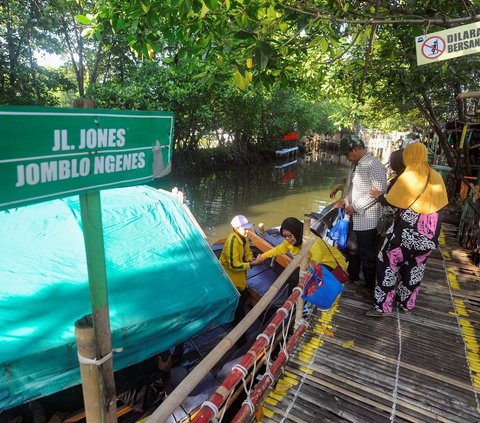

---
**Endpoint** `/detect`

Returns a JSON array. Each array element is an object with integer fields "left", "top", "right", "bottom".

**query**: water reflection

[{"left": 154, "top": 154, "right": 349, "bottom": 243}]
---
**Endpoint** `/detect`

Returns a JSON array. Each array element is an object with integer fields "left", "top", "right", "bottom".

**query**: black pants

[
  {"left": 233, "top": 290, "right": 250, "bottom": 347},
  {"left": 347, "top": 228, "right": 378, "bottom": 289}
]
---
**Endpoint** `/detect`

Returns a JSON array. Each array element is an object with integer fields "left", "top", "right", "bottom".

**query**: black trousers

[
  {"left": 233, "top": 290, "right": 250, "bottom": 347},
  {"left": 347, "top": 228, "right": 378, "bottom": 289}
]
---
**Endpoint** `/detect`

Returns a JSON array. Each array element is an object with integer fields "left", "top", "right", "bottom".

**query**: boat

[
  {"left": 0, "top": 183, "right": 340, "bottom": 422},
  {"left": 0, "top": 188, "right": 330, "bottom": 422},
  {"left": 0, "top": 185, "right": 238, "bottom": 412},
  {"left": 275, "top": 132, "right": 299, "bottom": 160}
]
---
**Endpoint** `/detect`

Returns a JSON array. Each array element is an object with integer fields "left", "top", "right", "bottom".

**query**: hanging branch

[
  {"left": 357, "top": 0, "right": 380, "bottom": 102},
  {"left": 279, "top": 2, "right": 480, "bottom": 27},
  {"left": 413, "top": 92, "right": 456, "bottom": 168}
]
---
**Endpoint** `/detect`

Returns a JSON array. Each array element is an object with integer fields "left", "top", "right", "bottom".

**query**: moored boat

[{"left": 0, "top": 186, "right": 238, "bottom": 413}]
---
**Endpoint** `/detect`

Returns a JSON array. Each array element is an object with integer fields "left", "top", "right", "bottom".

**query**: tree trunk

[{"left": 414, "top": 91, "right": 456, "bottom": 169}]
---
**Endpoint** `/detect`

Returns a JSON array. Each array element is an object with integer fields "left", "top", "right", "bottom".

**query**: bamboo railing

[{"left": 147, "top": 236, "right": 316, "bottom": 423}]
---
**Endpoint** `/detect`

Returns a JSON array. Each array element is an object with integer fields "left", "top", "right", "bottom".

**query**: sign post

[
  {"left": 415, "top": 21, "right": 480, "bottom": 66},
  {"left": 0, "top": 105, "right": 174, "bottom": 421},
  {"left": 0, "top": 106, "right": 174, "bottom": 210}
]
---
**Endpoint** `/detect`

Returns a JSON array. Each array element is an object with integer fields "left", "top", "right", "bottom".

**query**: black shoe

[
  {"left": 356, "top": 286, "right": 373, "bottom": 300},
  {"left": 349, "top": 279, "right": 363, "bottom": 287}
]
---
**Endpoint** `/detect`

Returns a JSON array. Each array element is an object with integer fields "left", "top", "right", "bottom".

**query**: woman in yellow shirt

[{"left": 256, "top": 217, "right": 347, "bottom": 291}]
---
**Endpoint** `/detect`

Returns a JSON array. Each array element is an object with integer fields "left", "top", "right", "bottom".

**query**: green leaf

[
  {"left": 75, "top": 15, "right": 91, "bottom": 25},
  {"left": 255, "top": 41, "right": 273, "bottom": 71},
  {"left": 233, "top": 69, "right": 249, "bottom": 90},
  {"left": 266, "top": 5, "right": 276, "bottom": 19},
  {"left": 203, "top": 0, "right": 219, "bottom": 11},
  {"left": 140, "top": 1, "right": 150, "bottom": 14},
  {"left": 235, "top": 30, "right": 255, "bottom": 39},
  {"left": 320, "top": 38, "right": 329, "bottom": 53},
  {"left": 199, "top": 2, "right": 209, "bottom": 18}
]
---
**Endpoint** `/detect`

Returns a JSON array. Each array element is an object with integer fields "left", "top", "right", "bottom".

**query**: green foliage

[
  {"left": 90, "top": 59, "right": 347, "bottom": 158},
  {"left": 3, "top": 0, "right": 480, "bottom": 167},
  {"left": 0, "top": 0, "right": 74, "bottom": 105}
]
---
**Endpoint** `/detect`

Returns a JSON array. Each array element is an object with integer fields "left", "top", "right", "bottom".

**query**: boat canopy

[{"left": 0, "top": 185, "right": 238, "bottom": 410}]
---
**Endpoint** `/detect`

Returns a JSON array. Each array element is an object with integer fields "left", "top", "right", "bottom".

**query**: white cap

[{"left": 231, "top": 215, "right": 253, "bottom": 229}]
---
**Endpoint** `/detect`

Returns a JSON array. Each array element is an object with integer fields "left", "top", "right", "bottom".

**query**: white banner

[{"left": 415, "top": 21, "right": 480, "bottom": 66}]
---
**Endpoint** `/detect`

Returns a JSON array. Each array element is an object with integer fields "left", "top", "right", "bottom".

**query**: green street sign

[{"left": 0, "top": 106, "right": 174, "bottom": 211}]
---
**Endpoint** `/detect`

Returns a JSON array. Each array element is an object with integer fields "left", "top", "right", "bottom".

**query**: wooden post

[
  {"left": 75, "top": 315, "right": 103, "bottom": 423},
  {"left": 74, "top": 99, "right": 117, "bottom": 423}
]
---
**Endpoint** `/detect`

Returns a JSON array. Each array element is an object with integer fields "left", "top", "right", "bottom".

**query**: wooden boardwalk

[{"left": 262, "top": 223, "right": 480, "bottom": 422}]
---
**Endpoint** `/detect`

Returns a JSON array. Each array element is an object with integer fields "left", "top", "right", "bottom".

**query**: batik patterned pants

[{"left": 374, "top": 209, "right": 441, "bottom": 313}]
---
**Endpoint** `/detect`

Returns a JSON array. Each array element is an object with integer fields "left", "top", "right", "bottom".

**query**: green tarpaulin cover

[{"left": 0, "top": 185, "right": 237, "bottom": 410}]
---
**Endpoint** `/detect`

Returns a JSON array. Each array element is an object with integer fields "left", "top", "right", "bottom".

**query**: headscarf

[
  {"left": 385, "top": 142, "right": 448, "bottom": 214},
  {"left": 280, "top": 217, "right": 303, "bottom": 247}
]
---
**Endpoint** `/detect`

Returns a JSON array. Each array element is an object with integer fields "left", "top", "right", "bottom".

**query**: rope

[
  {"left": 235, "top": 353, "right": 257, "bottom": 419},
  {"left": 201, "top": 401, "right": 219, "bottom": 423},
  {"left": 264, "top": 321, "right": 277, "bottom": 381},
  {"left": 232, "top": 363, "right": 248, "bottom": 378},
  {"left": 242, "top": 397, "right": 255, "bottom": 414},
  {"left": 218, "top": 386, "right": 235, "bottom": 422},
  {"left": 389, "top": 311, "right": 402, "bottom": 422},
  {"left": 281, "top": 302, "right": 295, "bottom": 351},
  {"left": 256, "top": 332, "right": 274, "bottom": 376},
  {"left": 292, "top": 286, "right": 303, "bottom": 296},
  {"left": 264, "top": 367, "right": 275, "bottom": 384},
  {"left": 77, "top": 347, "right": 123, "bottom": 366},
  {"left": 279, "top": 325, "right": 318, "bottom": 423},
  {"left": 256, "top": 333, "right": 270, "bottom": 344}
]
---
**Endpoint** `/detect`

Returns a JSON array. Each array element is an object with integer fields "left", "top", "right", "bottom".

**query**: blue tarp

[{"left": 0, "top": 185, "right": 238, "bottom": 410}]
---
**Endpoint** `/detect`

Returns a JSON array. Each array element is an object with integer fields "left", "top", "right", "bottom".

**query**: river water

[{"left": 155, "top": 154, "right": 350, "bottom": 243}]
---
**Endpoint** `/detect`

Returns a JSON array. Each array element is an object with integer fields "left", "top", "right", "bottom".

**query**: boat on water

[
  {"left": 275, "top": 132, "right": 299, "bottom": 161},
  {"left": 0, "top": 184, "right": 338, "bottom": 422},
  {"left": 0, "top": 186, "right": 239, "bottom": 413}
]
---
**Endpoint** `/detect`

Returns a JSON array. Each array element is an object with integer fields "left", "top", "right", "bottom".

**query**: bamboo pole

[
  {"left": 74, "top": 99, "right": 117, "bottom": 423},
  {"left": 75, "top": 315, "right": 103, "bottom": 423},
  {"left": 295, "top": 216, "right": 312, "bottom": 325},
  {"left": 147, "top": 237, "right": 315, "bottom": 423}
]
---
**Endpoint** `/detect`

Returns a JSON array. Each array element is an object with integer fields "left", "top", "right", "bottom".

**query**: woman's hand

[
  {"left": 329, "top": 185, "right": 343, "bottom": 199},
  {"left": 250, "top": 255, "right": 265, "bottom": 266}
]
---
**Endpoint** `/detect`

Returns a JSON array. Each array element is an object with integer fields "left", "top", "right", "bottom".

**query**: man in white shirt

[{"left": 333, "top": 135, "right": 387, "bottom": 295}]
